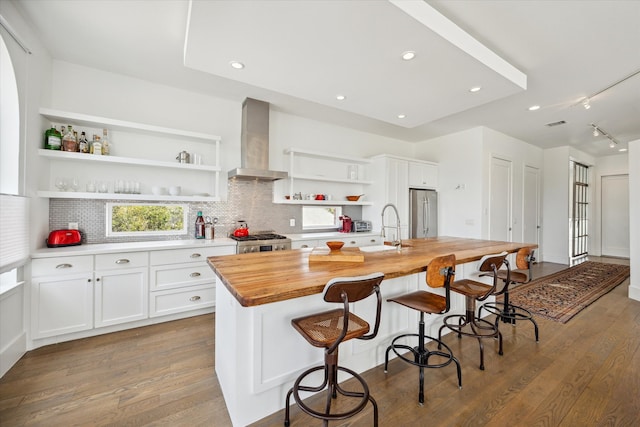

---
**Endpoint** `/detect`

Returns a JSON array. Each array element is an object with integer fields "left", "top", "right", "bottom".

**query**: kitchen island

[{"left": 207, "top": 236, "right": 536, "bottom": 426}]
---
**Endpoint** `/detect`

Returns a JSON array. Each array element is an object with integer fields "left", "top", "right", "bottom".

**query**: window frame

[
  {"left": 105, "top": 202, "right": 189, "bottom": 237},
  {"left": 301, "top": 205, "right": 343, "bottom": 231}
]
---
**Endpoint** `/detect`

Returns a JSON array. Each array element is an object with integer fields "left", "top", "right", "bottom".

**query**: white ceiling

[{"left": 14, "top": 0, "right": 640, "bottom": 157}]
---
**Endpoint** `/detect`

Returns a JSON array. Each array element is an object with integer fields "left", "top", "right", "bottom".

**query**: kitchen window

[
  {"left": 302, "top": 206, "right": 342, "bottom": 230},
  {"left": 106, "top": 203, "right": 188, "bottom": 237}
]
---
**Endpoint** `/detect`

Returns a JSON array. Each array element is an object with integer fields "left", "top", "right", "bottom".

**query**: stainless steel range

[{"left": 230, "top": 231, "right": 291, "bottom": 254}]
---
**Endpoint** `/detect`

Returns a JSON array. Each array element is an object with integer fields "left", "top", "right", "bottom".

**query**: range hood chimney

[{"left": 228, "top": 98, "right": 288, "bottom": 181}]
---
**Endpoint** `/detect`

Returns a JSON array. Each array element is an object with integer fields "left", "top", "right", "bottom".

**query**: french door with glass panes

[{"left": 571, "top": 161, "right": 589, "bottom": 258}]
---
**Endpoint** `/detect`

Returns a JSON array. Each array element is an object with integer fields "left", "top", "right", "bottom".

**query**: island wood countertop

[{"left": 207, "top": 236, "right": 537, "bottom": 307}]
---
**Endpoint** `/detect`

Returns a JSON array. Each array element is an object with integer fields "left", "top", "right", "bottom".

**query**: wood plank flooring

[{"left": 1, "top": 257, "right": 638, "bottom": 426}]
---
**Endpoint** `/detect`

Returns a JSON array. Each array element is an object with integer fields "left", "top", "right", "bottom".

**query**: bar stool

[
  {"left": 284, "top": 272, "right": 384, "bottom": 427},
  {"left": 479, "top": 248, "right": 539, "bottom": 341},
  {"left": 384, "top": 254, "right": 462, "bottom": 405},
  {"left": 438, "top": 253, "right": 507, "bottom": 370}
]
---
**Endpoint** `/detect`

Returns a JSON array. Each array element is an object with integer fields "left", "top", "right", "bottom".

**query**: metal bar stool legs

[
  {"left": 479, "top": 287, "right": 539, "bottom": 342},
  {"left": 439, "top": 295, "right": 503, "bottom": 370},
  {"left": 285, "top": 348, "right": 378, "bottom": 427},
  {"left": 384, "top": 312, "right": 462, "bottom": 405}
]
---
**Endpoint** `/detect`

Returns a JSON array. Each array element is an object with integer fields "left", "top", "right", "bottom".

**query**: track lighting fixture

[
  {"left": 590, "top": 123, "right": 619, "bottom": 148},
  {"left": 575, "top": 68, "right": 640, "bottom": 109},
  {"left": 582, "top": 99, "right": 591, "bottom": 110}
]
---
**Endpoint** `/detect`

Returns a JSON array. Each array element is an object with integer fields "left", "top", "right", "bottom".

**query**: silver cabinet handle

[
  {"left": 56, "top": 263, "right": 72, "bottom": 269},
  {"left": 350, "top": 241, "right": 356, "bottom": 244},
  {"left": 370, "top": 239, "right": 376, "bottom": 243},
  {"left": 190, "top": 272, "right": 201, "bottom": 278},
  {"left": 190, "top": 296, "right": 201, "bottom": 302},
  {"left": 190, "top": 253, "right": 202, "bottom": 258},
  {"left": 301, "top": 244, "right": 309, "bottom": 248},
  {"left": 115, "top": 259, "right": 130, "bottom": 264}
]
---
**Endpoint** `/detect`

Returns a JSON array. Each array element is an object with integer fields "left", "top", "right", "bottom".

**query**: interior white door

[
  {"left": 523, "top": 165, "right": 540, "bottom": 245},
  {"left": 489, "top": 157, "right": 512, "bottom": 241},
  {"left": 601, "top": 174, "right": 630, "bottom": 258}
]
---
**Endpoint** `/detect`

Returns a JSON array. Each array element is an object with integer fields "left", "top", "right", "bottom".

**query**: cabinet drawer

[
  {"left": 95, "top": 252, "right": 148, "bottom": 270},
  {"left": 31, "top": 255, "right": 93, "bottom": 276},
  {"left": 291, "top": 240, "right": 318, "bottom": 249},
  {"left": 150, "top": 284, "right": 215, "bottom": 318},
  {"left": 150, "top": 263, "right": 215, "bottom": 291},
  {"left": 150, "top": 246, "right": 235, "bottom": 266}
]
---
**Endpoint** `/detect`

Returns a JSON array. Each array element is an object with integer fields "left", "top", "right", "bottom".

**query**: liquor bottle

[
  {"left": 62, "top": 125, "right": 78, "bottom": 152},
  {"left": 44, "top": 124, "right": 62, "bottom": 150},
  {"left": 78, "top": 132, "right": 89, "bottom": 153},
  {"left": 101, "top": 128, "right": 110, "bottom": 155},
  {"left": 195, "top": 211, "right": 205, "bottom": 239},
  {"left": 90, "top": 135, "right": 101, "bottom": 154}
]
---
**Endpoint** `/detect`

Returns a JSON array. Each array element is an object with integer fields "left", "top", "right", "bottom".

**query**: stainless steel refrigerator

[{"left": 409, "top": 189, "right": 437, "bottom": 238}]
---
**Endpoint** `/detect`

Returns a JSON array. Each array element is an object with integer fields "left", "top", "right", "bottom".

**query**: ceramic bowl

[
  {"left": 151, "top": 186, "right": 167, "bottom": 195},
  {"left": 326, "top": 241, "right": 344, "bottom": 251},
  {"left": 346, "top": 195, "right": 361, "bottom": 201}
]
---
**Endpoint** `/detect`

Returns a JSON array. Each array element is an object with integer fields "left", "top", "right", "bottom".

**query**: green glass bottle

[{"left": 44, "top": 124, "right": 62, "bottom": 150}]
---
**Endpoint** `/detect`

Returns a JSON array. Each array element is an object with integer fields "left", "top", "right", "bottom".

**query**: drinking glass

[
  {"left": 55, "top": 177, "right": 67, "bottom": 191},
  {"left": 70, "top": 177, "right": 79, "bottom": 192}
]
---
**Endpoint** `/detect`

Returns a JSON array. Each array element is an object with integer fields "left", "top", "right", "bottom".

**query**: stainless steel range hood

[{"left": 228, "top": 98, "right": 288, "bottom": 181}]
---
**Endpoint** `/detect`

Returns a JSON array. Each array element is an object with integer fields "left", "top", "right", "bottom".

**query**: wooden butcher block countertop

[{"left": 207, "top": 236, "right": 537, "bottom": 307}]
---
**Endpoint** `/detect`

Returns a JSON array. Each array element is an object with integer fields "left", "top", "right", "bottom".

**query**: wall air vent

[{"left": 545, "top": 120, "right": 567, "bottom": 127}]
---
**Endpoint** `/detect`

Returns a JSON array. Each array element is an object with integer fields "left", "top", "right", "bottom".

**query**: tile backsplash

[{"left": 49, "top": 180, "right": 362, "bottom": 244}]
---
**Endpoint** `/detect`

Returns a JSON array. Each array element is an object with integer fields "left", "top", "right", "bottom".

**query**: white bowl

[
  {"left": 169, "top": 186, "right": 181, "bottom": 196},
  {"left": 151, "top": 186, "right": 167, "bottom": 195}
]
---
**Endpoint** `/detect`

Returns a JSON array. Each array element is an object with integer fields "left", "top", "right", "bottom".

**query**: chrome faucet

[{"left": 381, "top": 203, "right": 402, "bottom": 250}]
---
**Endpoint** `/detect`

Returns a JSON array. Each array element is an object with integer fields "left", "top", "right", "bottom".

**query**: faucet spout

[{"left": 381, "top": 203, "right": 402, "bottom": 250}]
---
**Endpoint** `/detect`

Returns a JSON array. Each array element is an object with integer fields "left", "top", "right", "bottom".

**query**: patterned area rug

[{"left": 505, "top": 261, "right": 630, "bottom": 323}]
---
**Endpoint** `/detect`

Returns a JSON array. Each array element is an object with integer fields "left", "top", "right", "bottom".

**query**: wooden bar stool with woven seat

[
  {"left": 384, "top": 254, "right": 462, "bottom": 405},
  {"left": 438, "top": 253, "right": 507, "bottom": 370},
  {"left": 284, "top": 272, "right": 384, "bottom": 427},
  {"left": 479, "top": 248, "right": 539, "bottom": 341}
]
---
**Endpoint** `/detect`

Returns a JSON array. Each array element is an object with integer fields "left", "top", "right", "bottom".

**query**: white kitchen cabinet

[
  {"left": 408, "top": 160, "right": 438, "bottom": 189},
  {"left": 94, "top": 252, "right": 149, "bottom": 327},
  {"left": 364, "top": 155, "right": 410, "bottom": 240},
  {"left": 273, "top": 148, "right": 373, "bottom": 206},
  {"left": 291, "top": 240, "right": 318, "bottom": 249},
  {"left": 292, "top": 234, "right": 381, "bottom": 249},
  {"left": 38, "top": 108, "right": 222, "bottom": 201},
  {"left": 31, "top": 256, "right": 94, "bottom": 339},
  {"left": 149, "top": 245, "right": 234, "bottom": 317}
]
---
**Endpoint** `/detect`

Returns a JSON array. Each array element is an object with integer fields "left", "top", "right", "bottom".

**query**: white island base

[{"left": 214, "top": 263, "right": 481, "bottom": 426}]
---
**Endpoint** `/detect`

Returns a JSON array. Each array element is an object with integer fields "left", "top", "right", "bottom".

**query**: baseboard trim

[{"left": 0, "top": 332, "right": 26, "bottom": 379}]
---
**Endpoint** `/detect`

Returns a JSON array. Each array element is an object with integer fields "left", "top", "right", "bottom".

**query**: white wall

[
  {"left": 415, "top": 127, "right": 483, "bottom": 237},
  {"left": 628, "top": 139, "right": 639, "bottom": 301},
  {"left": 481, "top": 127, "right": 544, "bottom": 242},
  {"left": 0, "top": 0, "right": 53, "bottom": 378}
]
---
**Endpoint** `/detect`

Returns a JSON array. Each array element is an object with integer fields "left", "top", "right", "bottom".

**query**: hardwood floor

[{"left": 1, "top": 257, "right": 638, "bottom": 426}]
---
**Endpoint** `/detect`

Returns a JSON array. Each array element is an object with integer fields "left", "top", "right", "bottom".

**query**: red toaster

[{"left": 47, "top": 229, "right": 82, "bottom": 248}]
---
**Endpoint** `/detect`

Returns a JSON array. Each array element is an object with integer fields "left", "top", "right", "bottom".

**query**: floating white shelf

[
  {"left": 284, "top": 148, "right": 372, "bottom": 164},
  {"left": 288, "top": 173, "right": 372, "bottom": 185},
  {"left": 38, "top": 149, "right": 221, "bottom": 172},
  {"left": 37, "top": 191, "right": 220, "bottom": 202},
  {"left": 273, "top": 199, "right": 372, "bottom": 206},
  {"left": 40, "top": 108, "right": 221, "bottom": 142}
]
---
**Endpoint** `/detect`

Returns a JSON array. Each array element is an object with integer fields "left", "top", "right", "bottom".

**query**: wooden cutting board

[{"left": 309, "top": 247, "right": 365, "bottom": 262}]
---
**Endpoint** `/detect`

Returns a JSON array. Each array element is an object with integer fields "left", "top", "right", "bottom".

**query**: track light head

[{"left": 582, "top": 98, "right": 591, "bottom": 110}]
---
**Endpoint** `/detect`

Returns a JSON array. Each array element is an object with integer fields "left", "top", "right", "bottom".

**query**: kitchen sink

[{"left": 359, "top": 245, "right": 401, "bottom": 253}]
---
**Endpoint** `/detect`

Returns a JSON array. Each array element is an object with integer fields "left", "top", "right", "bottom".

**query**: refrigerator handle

[{"left": 423, "top": 197, "right": 429, "bottom": 235}]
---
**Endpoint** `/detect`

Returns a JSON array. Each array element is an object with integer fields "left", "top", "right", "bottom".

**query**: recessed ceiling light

[
  {"left": 229, "top": 61, "right": 244, "bottom": 69},
  {"left": 619, "top": 148, "right": 628, "bottom": 152},
  {"left": 528, "top": 105, "right": 540, "bottom": 111},
  {"left": 469, "top": 86, "right": 482, "bottom": 93},
  {"left": 336, "top": 95, "right": 346, "bottom": 101},
  {"left": 401, "top": 51, "right": 416, "bottom": 61},
  {"left": 397, "top": 114, "right": 406, "bottom": 119}
]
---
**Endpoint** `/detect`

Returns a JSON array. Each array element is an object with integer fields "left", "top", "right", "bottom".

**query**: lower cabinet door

[
  {"left": 32, "top": 274, "right": 94, "bottom": 339},
  {"left": 95, "top": 267, "right": 149, "bottom": 327},
  {"left": 150, "top": 284, "right": 215, "bottom": 318}
]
